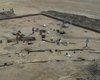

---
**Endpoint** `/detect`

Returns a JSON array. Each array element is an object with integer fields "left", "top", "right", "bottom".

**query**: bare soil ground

[
  {"left": 0, "top": 15, "right": 99, "bottom": 80},
  {"left": 1, "top": 0, "right": 100, "bottom": 18},
  {"left": 0, "top": 0, "right": 100, "bottom": 80}
]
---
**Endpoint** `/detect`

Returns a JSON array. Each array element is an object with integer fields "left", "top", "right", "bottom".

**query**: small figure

[
  {"left": 35, "top": 28, "right": 39, "bottom": 32},
  {"left": 16, "top": 34, "right": 19, "bottom": 43},
  {"left": 32, "top": 27, "right": 34, "bottom": 34},
  {"left": 39, "top": 30, "right": 42, "bottom": 35},
  {"left": 85, "top": 38, "right": 90, "bottom": 47},
  {"left": 16, "top": 33, "right": 20, "bottom": 44},
  {"left": 10, "top": 8, "right": 14, "bottom": 13},
  {"left": 16, "top": 30, "right": 22, "bottom": 44},
  {"left": 57, "top": 41, "right": 59, "bottom": 45},
  {"left": 66, "top": 52, "right": 68, "bottom": 55},
  {"left": 56, "top": 39, "right": 61, "bottom": 46}
]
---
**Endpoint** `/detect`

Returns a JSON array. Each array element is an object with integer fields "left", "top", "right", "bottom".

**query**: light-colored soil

[
  {"left": 0, "top": 0, "right": 100, "bottom": 80},
  {"left": 0, "top": 0, "right": 100, "bottom": 18},
  {"left": 0, "top": 15, "right": 99, "bottom": 80}
]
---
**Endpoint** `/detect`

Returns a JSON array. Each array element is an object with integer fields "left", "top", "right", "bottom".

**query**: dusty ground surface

[
  {"left": 0, "top": 0, "right": 100, "bottom": 80},
  {"left": 0, "top": 15, "right": 100, "bottom": 80},
  {"left": 0, "top": 0, "right": 100, "bottom": 18}
]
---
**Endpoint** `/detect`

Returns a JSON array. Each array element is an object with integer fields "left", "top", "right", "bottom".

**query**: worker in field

[
  {"left": 85, "top": 38, "right": 90, "bottom": 47},
  {"left": 16, "top": 30, "right": 21, "bottom": 44},
  {"left": 56, "top": 38, "right": 61, "bottom": 46},
  {"left": 32, "top": 27, "right": 35, "bottom": 34},
  {"left": 16, "top": 33, "right": 19, "bottom": 44}
]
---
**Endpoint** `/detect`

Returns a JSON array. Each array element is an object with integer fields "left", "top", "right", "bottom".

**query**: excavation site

[{"left": 0, "top": 0, "right": 100, "bottom": 80}]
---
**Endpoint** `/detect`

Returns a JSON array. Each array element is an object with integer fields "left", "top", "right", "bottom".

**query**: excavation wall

[{"left": 42, "top": 10, "right": 100, "bottom": 33}]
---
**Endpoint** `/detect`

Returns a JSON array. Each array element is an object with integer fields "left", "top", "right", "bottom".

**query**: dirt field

[
  {"left": 0, "top": 0, "right": 100, "bottom": 18},
  {"left": 0, "top": 0, "right": 100, "bottom": 80},
  {"left": 0, "top": 15, "right": 99, "bottom": 80}
]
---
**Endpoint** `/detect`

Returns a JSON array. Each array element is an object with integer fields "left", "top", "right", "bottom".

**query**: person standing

[
  {"left": 85, "top": 38, "right": 90, "bottom": 47},
  {"left": 16, "top": 33, "right": 20, "bottom": 44},
  {"left": 32, "top": 27, "right": 34, "bottom": 34},
  {"left": 16, "top": 30, "right": 21, "bottom": 44}
]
